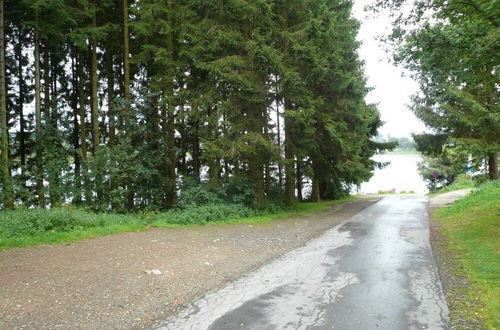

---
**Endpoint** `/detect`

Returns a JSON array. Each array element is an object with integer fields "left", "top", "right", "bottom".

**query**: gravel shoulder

[
  {"left": 428, "top": 189, "right": 485, "bottom": 329},
  {"left": 0, "top": 198, "right": 376, "bottom": 329}
]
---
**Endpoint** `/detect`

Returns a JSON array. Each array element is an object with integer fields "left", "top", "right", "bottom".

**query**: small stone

[{"left": 144, "top": 269, "right": 162, "bottom": 275}]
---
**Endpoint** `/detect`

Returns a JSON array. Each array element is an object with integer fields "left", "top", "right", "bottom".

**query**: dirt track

[{"left": 0, "top": 199, "right": 376, "bottom": 329}]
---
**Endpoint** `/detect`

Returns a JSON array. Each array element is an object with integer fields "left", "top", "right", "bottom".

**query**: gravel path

[{"left": 0, "top": 199, "right": 375, "bottom": 329}]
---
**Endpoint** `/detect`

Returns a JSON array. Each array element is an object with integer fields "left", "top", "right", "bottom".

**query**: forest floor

[{"left": 0, "top": 198, "right": 376, "bottom": 329}]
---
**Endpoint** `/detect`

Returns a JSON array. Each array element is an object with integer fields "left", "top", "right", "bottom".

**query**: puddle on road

[{"left": 154, "top": 225, "right": 358, "bottom": 330}]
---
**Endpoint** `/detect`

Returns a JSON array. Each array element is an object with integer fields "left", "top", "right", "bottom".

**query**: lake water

[{"left": 358, "top": 153, "right": 428, "bottom": 194}]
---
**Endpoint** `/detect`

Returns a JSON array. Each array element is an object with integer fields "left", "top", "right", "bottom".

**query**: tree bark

[
  {"left": 91, "top": 3, "right": 99, "bottom": 155},
  {"left": 296, "top": 158, "right": 302, "bottom": 201},
  {"left": 123, "top": 0, "right": 130, "bottom": 104},
  {"left": 77, "top": 50, "right": 91, "bottom": 203},
  {"left": 106, "top": 39, "right": 115, "bottom": 147},
  {"left": 34, "top": 10, "right": 45, "bottom": 208},
  {"left": 165, "top": 0, "right": 176, "bottom": 208},
  {"left": 488, "top": 152, "right": 498, "bottom": 180},
  {"left": 71, "top": 51, "right": 81, "bottom": 204},
  {"left": 284, "top": 100, "right": 295, "bottom": 207},
  {"left": 0, "top": 0, "right": 13, "bottom": 209}
]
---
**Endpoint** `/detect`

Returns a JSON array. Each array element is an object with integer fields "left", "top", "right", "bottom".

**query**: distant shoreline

[{"left": 381, "top": 149, "right": 421, "bottom": 156}]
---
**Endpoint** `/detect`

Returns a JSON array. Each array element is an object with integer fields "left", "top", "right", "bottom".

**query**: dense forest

[{"left": 0, "top": 0, "right": 395, "bottom": 212}]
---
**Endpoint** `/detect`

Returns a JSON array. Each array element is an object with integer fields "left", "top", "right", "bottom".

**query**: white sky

[{"left": 352, "top": 1, "right": 427, "bottom": 138}]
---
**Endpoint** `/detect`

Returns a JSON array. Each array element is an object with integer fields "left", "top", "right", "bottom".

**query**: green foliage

[
  {"left": 0, "top": 0, "right": 387, "bottom": 211},
  {"left": 418, "top": 141, "right": 488, "bottom": 191},
  {"left": 152, "top": 204, "right": 257, "bottom": 226},
  {"left": 0, "top": 207, "right": 138, "bottom": 239},
  {"left": 0, "top": 198, "right": 355, "bottom": 250},
  {"left": 377, "top": 0, "right": 499, "bottom": 179},
  {"left": 434, "top": 180, "right": 500, "bottom": 328}
]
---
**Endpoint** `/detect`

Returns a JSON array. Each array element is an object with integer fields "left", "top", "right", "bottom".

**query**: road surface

[{"left": 155, "top": 195, "right": 449, "bottom": 330}]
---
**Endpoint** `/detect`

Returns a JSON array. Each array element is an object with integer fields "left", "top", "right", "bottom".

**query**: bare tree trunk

[
  {"left": 77, "top": 50, "right": 91, "bottom": 203},
  {"left": 34, "top": 11, "right": 45, "bottom": 208},
  {"left": 284, "top": 100, "right": 295, "bottom": 207},
  {"left": 296, "top": 158, "right": 302, "bottom": 201},
  {"left": 0, "top": 0, "right": 13, "bottom": 209},
  {"left": 91, "top": 2, "right": 99, "bottom": 155},
  {"left": 165, "top": 0, "right": 176, "bottom": 208},
  {"left": 488, "top": 152, "right": 498, "bottom": 180},
  {"left": 71, "top": 51, "right": 81, "bottom": 204}
]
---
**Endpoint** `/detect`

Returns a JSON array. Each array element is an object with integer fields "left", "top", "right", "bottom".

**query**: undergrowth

[{"left": 0, "top": 197, "right": 355, "bottom": 250}]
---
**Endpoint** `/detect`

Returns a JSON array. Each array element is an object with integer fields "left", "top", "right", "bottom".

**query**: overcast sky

[{"left": 352, "top": 1, "right": 427, "bottom": 138}]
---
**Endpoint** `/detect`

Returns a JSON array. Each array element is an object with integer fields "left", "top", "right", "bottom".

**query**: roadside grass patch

[
  {"left": 429, "top": 175, "right": 476, "bottom": 196},
  {"left": 0, "top": 197, "right": 355, "bottom": 250},
  {"left": 434, "top": 180, "right": 500, "bottom": 328}
]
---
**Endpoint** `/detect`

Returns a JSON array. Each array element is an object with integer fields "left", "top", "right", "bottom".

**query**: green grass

[
  {"left": 0, "top": 197, "right": 355, "bottom": 251},
  {"left": 429, "top": 175, "right": 476, "bottom": 196},
  {"left": 433, "top": 180, "right": 500, "bottom": 328},
  {"left": 204, "top": 197, "right": 356, "bottom": 226}
]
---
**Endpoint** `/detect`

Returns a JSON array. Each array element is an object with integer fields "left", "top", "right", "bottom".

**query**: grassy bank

[
  {"left": 429, "top": 175, "right": 476, "bottom": 196},
  {"left": 0, "top": 197, "right": 355, "bottom": 251},
  {"left": 433, "top": 181, "right": 499, "bottom": 328}
]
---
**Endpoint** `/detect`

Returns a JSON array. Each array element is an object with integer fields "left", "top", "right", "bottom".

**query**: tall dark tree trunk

[
  {"left": 246, "top": 102, "right": 265, "bottom": 208},
  {"left": 0, "top": 0, "right": 13, "bottom": 209},
  {"left": 164, "top": 0, "right": 176, "bottom": 208},
  {"left": 90, "top": 5, "right": 99, "bottom": 155},
  {"left": 15, "top": 35, "right": 26, "bottom": 197},
  {"left": 296, "top": 158, "right": 302, "bottom": 201},
  {"left": 106, "top": 40, "right": 115, "bottom": 147},
  {"left": 192, "top": 119, "right": 200, "bottom": 179},
  {"left": 488, "top": 152, "right": 498, "bottom": 180},
  {"left": 71, "top": 52, "right": 81, "bottom": 204},
  {"left": 77, "top": 50, "right": 90, "bottom": 203},
  {"left": 15, "top": 40, "right": 25, "bottom": 170},
  {"left": 275, "top": 75, "right": 283, "bottom": 187},
  {"left": 284, "top": 101, "right": 295, "bottom": 207},
  {"left": 311, "top": 158, "right": 321, "bottom": 202},
  {"left": 34, "top": 12, "right": 45, "bottom": 208}
]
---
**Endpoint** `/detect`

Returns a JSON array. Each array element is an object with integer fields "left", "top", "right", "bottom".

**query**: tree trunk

[
  {"left": 165, "top": 0, "right": 176, "bottom": 208},
  {"left": 34, "top": 11, "right": 45, "bottom": 208},
  {"left": 296, "top": 158, "right": 302, "bottom": 201},
  {"left": 275, "top": 75, "right": 283, "bottom": 187},
  {"left": 0, "top": 0, "right": 13, "bottom": 209},
  {"left": 311, "top": 158, "right": 321, "bottom": 202},
  {"left": 77, "top": 50, "right": 90, "bottom": 203},
  {"left": 71, "top": 52, "right": 81, "bottom": 204},
  {"left": 284, "top": 101, "right": 295, "bottom": 207},
  {"left": 488, "top": 152, "right": 498, "bottom": 180},
  {"left": 192, "top": 119, "right": 200, "bottom": 179},
  {"left": 106, "top": 40, "right": 115, "bottom": 147},
  {"left": 91, "top": 4, "right": 99, "bottom": 155},
  {"left": 246, "top": 102, "right": 265, "bottom": 209},
  {"left": 16, "top": 39, "right": 25, "bottom": 170},
  {"left": 123, "top": 0, "right": 130, "bottom": 108}
]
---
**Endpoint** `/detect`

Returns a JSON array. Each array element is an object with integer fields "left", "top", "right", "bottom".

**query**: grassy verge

[
  {"left": 429, "top": 175, "right": 476, "bottom": 196},
  {"left": 0, "top": 197, "right": 355, "bottom": 251},
  {"left": 433, "top": 181, "right": 499, "bottom": 328}
]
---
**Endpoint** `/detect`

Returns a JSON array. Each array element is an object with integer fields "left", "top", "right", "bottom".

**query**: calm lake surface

[{"left": 359, "top": 153, "right": 427, "bottom": 194}]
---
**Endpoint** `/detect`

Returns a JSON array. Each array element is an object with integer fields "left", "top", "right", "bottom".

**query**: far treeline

[
  {"left": 0, "top": 0, "right": 395, "bottom": 211},
  {"left": 376, "top": 0, "right": 499, "bottom": 182}
]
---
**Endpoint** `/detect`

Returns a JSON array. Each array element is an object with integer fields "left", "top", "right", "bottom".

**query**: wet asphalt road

[{"left": 155, "top": 195, "right": 449, "bottom": 330}]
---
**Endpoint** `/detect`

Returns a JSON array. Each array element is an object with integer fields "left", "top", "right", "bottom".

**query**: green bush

[
  {"left": 0, "top": 208, "right": 137, "bottom": 239},
  {"left": 152, "top": 203, "right": 258, "bottom": 225}
]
